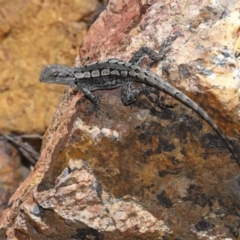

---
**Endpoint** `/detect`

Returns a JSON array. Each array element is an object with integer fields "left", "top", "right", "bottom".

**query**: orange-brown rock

[
  {"left": 0, "top": 0, "right": 100, "bottom": 134},
  {"left": 1, "top": 0, "right": 240, "bottom": 239}
]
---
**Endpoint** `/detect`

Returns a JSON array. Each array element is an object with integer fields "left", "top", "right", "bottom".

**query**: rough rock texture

[
  {"left": 1, "top": 0, "right": 240, "bottom": 239},
  {"left": 0, "top": 0, "right": 100, "bottom": 133}
]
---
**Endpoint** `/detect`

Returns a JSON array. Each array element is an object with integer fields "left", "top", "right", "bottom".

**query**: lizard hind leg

[
  {"left": 121, "top": 81, "right": 139, "bottom": 105},
  {"left": 127, "top": 32, "right": 182, "bottom": 108},
  {"left": 129, "top": 31, "right": 182, "bottom": 65},
  {"left": 145, "top": 87, "right": 176, "bottom": 109},
  {"left": 121, "top": 81, "right": 175, "bottom": 109}
]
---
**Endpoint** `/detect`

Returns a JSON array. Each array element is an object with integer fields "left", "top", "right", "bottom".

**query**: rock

[
  {"left": 1, "top": 0, "right": 240, "bottom": 239},
  {"left": 0, "top": 0, "right": 100, "bottom": 133}
]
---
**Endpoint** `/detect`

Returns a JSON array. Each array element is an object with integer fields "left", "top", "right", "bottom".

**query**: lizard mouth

[{"left": 40, "top": 76, "right": 75, "bottom": 86}]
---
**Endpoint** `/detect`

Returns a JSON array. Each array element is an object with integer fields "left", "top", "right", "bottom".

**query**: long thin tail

[{"left": 140, "top": 72, "right": 240, "bottom": 166}]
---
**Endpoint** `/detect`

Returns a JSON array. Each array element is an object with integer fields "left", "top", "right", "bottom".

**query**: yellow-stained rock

[{"left": 0, "top": 0, "right": 99, "bottom": 133}]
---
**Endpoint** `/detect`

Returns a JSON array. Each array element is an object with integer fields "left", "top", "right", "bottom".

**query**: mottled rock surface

[{"left": 1, "top": 0, "right": 240, "bottom": 239}]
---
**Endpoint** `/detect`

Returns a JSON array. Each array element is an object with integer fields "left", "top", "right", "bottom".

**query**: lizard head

[{"left": 39, "top": 64, "right": 76, "bottom": 87}]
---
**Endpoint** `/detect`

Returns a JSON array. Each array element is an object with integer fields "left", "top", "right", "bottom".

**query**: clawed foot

[
  {"left": 153, "top": 100, "right": 176, "bottom": 109},
  {"left": 145, "top": 87, "right": 176, "bottom": 109},
  {"left": 85, "top": 106, "right": 110, "bottom": 118},
  {"left": 84, "top": 97, "right": 110, "bottom": 118},
  {"left": 85, "top": 103, "right": 100, "bottom": 116}
]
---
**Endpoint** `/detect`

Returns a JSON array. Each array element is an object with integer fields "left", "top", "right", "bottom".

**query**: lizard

[{"left": 39, "top": 32, "right": 240, "bottom": 167}]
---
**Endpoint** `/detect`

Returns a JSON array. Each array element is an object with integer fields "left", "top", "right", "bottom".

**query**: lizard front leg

[{"left": 76, "top": 86, "right": 100, "bottom": 115}]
